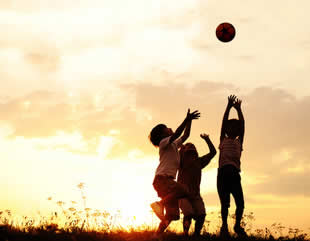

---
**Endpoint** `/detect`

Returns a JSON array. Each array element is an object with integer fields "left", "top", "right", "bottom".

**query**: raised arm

[
  {"left": 234, "top": 98, "right": 245, "bottom": 146},
  {"left": 180, "top": 118, "right": 192, "bottom": 143},
  {"left": 220, "top": 95, "right": 236, "bottom": 142},
  {"left": 199, "top": 134, "right": 217, "bottom": 169},
  {"left": 169, "top": 109, "right": 200, "bottom": 144}
]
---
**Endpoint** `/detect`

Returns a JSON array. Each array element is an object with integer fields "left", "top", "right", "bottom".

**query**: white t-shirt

[
  {"left": 219, "top": 137, "right": 242, "bottom": 170},
  {"left": 155, "top": 136, "right": 183, "bottom": 179}
]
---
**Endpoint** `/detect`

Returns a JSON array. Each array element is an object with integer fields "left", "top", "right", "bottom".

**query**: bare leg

[
  {"left": 231, "top": 181, "right": 244, "bottom": 228},
  {"left": 194, "top": 214, "right": 206, "bottom": 236},
  {"left": 183, "top": 215, "right": 192, "bottom": 236},
  {"left": 160, "top": 183, "right": 188, "bottom": 206},
  {"left": 217, "top": 167, "right": 231, "bottom": 237},
  {"left": 231, "top": 175, "right": 246, "bottom": 236},
  {"left": 157, "top": 219, "right": 171, "bottom": 233},
  {"left": 221, "top": 206, "right": 229, "bottom": 228}
]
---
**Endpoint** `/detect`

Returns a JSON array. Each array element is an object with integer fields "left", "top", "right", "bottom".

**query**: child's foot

[
  {"left": 220, "top": 226, "right": 230, "bottom": 238},
  {"left": 150, "top": 201, "right": 165, "bottom": 220},
  {"left": 234, "top": 225, "right": 247, "bottom": 237}
]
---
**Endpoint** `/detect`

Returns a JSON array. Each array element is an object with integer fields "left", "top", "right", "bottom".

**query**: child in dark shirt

[{"left": 178, "top": 133, "right": 216, "bottom": 236}]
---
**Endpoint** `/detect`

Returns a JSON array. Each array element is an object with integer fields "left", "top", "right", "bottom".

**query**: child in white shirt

[{"left": 149, "top": 109, "right": 200, "bottom": 233}]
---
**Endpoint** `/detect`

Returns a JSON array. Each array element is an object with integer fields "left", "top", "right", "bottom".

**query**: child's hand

[
  {"left": 200, "top": 133, "right": 210, "bottom": 140},
  {"left": 186, "top": 109, "right": 201, "bottom": 120},
  {"left": 227, "top": 95, "right": 236, "bottom": 108},
  {"left": 179, "top": 144, "right": 186, "bottom": 149},
  {"left": 234, "top": 98, "right": 242, "bottom": 110}
]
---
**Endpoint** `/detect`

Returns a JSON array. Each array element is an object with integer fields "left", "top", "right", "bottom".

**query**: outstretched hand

[
  {"left": 227, "top": 95, "right": 237, "bottom": 108},
  {"left": 234, "top": 98, "right": 242, "bottom": 110},
  {"left": 186, "top": 109, "right": 201, "bottom": 121}
]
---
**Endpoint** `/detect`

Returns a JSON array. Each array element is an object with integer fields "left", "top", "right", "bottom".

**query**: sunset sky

[{"left": 1, "top": 0, "right": 310, "bottom": 232}]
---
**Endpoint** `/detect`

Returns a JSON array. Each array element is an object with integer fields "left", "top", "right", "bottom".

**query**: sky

[{"left": 1, "top": 0, "right": 310, "bottom": 233}]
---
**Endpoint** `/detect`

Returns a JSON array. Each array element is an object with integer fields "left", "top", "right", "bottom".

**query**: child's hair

[
  {"left": 149, "top": 124, "right": 167, "bottom": 147},
  {"left": 180, "top": 143, "right": 199, "bottom": 160},
  {"left": 225, "top": 119, "right": 242, "bottom": 138}
]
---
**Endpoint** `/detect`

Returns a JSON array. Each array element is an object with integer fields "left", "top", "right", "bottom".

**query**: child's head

[
  {"left": 180, "top": 142, "right": 198, "bottom": 160},
  {"left": 149, "top": 124, "right": 173, "bottom": 147},
  {"left": 225, "top": 119, "right": 242, "bottom": 139}
]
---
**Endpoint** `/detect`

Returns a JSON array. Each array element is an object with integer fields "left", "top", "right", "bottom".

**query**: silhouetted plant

[{"left": 0, "top": 183, "right": 309, "bottom": 241}]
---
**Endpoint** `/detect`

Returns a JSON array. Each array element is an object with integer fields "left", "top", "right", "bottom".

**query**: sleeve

[
  {"left": 159, "top": 136, "right": 171, "bottom": 149},
  {"left": 173, "top": 138, "right": 183, "bottom": 148}
]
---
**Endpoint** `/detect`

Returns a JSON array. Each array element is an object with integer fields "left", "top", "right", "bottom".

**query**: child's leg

[
  {"left": 160, "top": 181, "right": 188, "bottom": 206},
  {"left": 152, "top": 176, "right": 175, "bottom": 221},
  {"left": 192, "top": 195, "right": 206, "bottom": 236},
  {"left": 220, "top": 207, "right": 229, "bottom": 228},
  {"left": 183, "top": 215, "right": 192, "bottom": 236},
  {"left": 179, "top": 198, "right": 194, "bottom": 236},
  {"left": 157, "top": 199, "right": 179, "bottom": 233},
  {"left": 217, "top": 169, "right": 231, "bottom": 229},
  {"left": 152, "top": 176, "right": 188, "bottom": 221},
  {"left": 165, "top": 199, "right": 180, "bottom": 222},
  {"left": 231, "top": 173, "right": 245, "bottom": 229},
  {"left": 194, "top": 214, "right": 206, "bottom": 236},
  {"left": 157, "top": 219, "right": 171, "bottom": 233}
]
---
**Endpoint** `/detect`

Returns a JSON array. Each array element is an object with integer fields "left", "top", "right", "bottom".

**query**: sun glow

[
  {"left": 111, "top": 197, "right": 154, "bottom": 229},
  {"left": 86, "top": 159, "right": 158, "bottom": 228}
]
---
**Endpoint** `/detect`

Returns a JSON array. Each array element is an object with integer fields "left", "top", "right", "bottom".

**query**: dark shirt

[{"left": 177, "top": 154, "right": 202, "bottom": 196}]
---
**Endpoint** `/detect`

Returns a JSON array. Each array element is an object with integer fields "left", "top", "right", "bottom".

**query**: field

[
  {"left": 0, "top": 224, "right": 309, "bottom": 241},
  {"left": 1, "top": 184, "right": 308, "bottom": 241},
  {"left": 0, "top": 208, "right": 308, "bottom": 241}
]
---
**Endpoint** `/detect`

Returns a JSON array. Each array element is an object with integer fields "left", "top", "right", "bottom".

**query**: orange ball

[{"left": 216, "top": 22, "right": 236, "bottom": 42}]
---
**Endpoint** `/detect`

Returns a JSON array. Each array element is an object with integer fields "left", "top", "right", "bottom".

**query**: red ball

[{"left": 216, "top": 22, "right": 236, "bottom": 42}]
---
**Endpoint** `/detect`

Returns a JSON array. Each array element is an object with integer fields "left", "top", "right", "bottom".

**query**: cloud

[
  {"left": 124, "top": 80, "right": 235, "bottom": 119},
  {"left": 125, "top": 82, "right": 310, "bottom": 197},
  {"left": 249, "top": 171, "right": 310, "bottom": 197},
  {"left": 1, "top": 78, "right": 310, "bottom": 198},
  {"left": 244, "top": 87, "right": 310, "bottom": 168},
  {"left": 24, "top": 51, "right": 60, "bottom": 72},
  {"left": 0, "top": 87, "right": 151, "bottom": 157},
  {"left": 2, "top": 0, "right": 310, "bottom": 100},
  {"left": 0, "top": 91, "right": 75, "bottom": 137},
  {"left": 239, "top": 87, "right": 310, "bottom": 197},
  {"left": 0, "top": 79, "right": 235, "bottom": 159}
]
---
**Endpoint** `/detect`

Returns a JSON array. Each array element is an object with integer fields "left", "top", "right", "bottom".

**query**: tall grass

[{"left": 0, "top": 183, "right": 309, "bottom": 241}]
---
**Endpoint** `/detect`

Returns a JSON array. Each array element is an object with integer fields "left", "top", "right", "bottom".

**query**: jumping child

[
  {"left": 217, "top": 95, "right": 247, "bottom": 237},
  {"left": 178, "top": 133, "right": 216, "bottom": 236},
  {"left": 149, "top": 109, "right": 200, "bottom": 233}
]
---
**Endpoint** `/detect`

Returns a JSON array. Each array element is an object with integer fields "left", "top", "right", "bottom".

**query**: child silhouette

[
  {"left": 178, "top": 133, "right": 216, "bottom": 236},
  {"left": 149, "top": 109, "right": 200, "bottom": 233},
  {"left": 217, "top": 95, "right": 247, "bottom": 237}
]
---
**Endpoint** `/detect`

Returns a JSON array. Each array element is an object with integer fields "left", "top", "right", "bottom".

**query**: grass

[
  {"left": 0, "top": 183, "right": 308, "bottom": 241},
  {"left": 0, "top": 224, "right": 309, "bottom": 241}
]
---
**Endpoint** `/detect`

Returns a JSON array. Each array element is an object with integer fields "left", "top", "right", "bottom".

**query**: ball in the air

[{"left": 216, "top": 22, "right": 236, "bottom": 42}]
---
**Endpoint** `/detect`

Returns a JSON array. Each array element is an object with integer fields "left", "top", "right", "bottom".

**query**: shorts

[
  {"left": 179, "top": 195, "right": 206, "bottom": 217},
  {"left": 217, "top": 164, "right": 244, "bottom": 210},
  {"left": 153, "top": 175, "right": 187, "bottom": 220}
]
